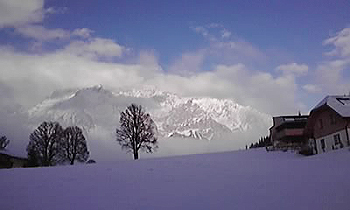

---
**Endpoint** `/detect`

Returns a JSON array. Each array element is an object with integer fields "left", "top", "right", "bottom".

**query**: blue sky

[
  {"left": 0, "top": 0, "right": 350, "bottom": 115},
  {"left": 41, "top": 0, "right": 349, "bottom": 61}
]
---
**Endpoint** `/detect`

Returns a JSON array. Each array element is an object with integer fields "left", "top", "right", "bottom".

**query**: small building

[
  {"left": 0, "top": 152, "right": 28, "bottom": 169},
  {"left": 305, "top": 95, "right": 350, "bottom": 154},
  {"left": 269, "top": 115, "right": 309, "bottom": 150}
]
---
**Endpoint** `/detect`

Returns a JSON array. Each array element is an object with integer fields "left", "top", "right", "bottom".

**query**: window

[
  {"left": 320, "top": 139, "right": 325, "bottom": 152},
  {"left": 330, "top": 114, "right": 336, "bottom": 125},
  {"left": 319, "top": 119, "right": 323, "bottom": 129},
  {"left": 334, "top": 134, "right": 341, "bottom": 145},
  {"left": 337, "top": 98, "right": 350, "bottom": 105}
]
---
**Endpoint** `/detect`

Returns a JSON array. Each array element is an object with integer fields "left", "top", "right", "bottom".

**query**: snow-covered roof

[
  {"left": 313, "top": 95, "right": 350, "bottom": 117},
  {"left": 0, "top": 150, "right": 27, "bottom": 159}
]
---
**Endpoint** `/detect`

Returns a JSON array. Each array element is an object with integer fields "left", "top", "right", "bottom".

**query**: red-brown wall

[{"left": 311, "top": 106, "right": 350, "bottom": 139}]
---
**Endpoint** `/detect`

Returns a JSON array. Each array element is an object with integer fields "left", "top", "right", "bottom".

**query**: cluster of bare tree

[
  {"left": 27, "top": 122, "right": 89, "bottom": 167},
  {"left": 0, "top": 135, "right": 9, "bottom": 150},
  {"left": 26, "top": 103, "right": 158, "bottom": 168}
]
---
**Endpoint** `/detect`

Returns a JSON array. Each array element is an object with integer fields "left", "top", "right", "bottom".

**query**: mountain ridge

[{"left": 28, "top": 85, "right": 272, "bottom": 141}]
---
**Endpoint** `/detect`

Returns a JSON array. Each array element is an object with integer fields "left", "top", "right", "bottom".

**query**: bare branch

[
  {"left": 116, "top": 104, "right": 158, "bottom": 160},
  {"left": 27, "top": 121, "right": 63, "bottom": 167}
]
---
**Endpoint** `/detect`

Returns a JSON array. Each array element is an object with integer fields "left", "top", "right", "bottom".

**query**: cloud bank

[
  {"left": 1, "top": 2, "right": 349, "bottom": 118},
  {"left": 312, "top": 28, "right": 350, "bottom": 95},
  {"left": 0, "top": 0, "right": 44, "bottom": 28},
  {"left": 0, "top": 45, "right": 301, "bottom": 116}
]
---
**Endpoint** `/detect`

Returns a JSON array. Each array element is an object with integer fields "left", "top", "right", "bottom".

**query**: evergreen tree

[{"left": 249, "top": 136, "right": 271, "bottom": 149}]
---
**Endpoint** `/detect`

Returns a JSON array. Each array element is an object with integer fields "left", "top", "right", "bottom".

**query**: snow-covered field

[{"left": 1, "top": 148, "right": 350, "bottom": 210}]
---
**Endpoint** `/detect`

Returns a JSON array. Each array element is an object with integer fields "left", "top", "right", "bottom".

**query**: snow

[
  {"left": 19, "top": 85, "right": 273, "bottom": 160},
  {"left": 1, "top": 148, "right": 350, "bottom": 210},
  {"left": 29, "top": 85, "right": 271, "bottom": 137},
  {"left": 313, "top": 95, "right": 350, "bottom": 117}
]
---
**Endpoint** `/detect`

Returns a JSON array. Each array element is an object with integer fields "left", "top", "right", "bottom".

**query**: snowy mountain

[{"left": 28, "top": 85, "right": 271, "bottom": 142}]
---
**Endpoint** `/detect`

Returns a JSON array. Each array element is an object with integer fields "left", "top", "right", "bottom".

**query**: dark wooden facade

[
  {"left": 269, "top": 115, "right": 309, "bottom": 149},
  {"left": 0, "top": 152, "right": 28, "bottom": 169}
]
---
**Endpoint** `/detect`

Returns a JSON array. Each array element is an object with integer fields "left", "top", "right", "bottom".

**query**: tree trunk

[
  {"left": 70, "top": 154, "right": 76, "bottom": 165},
  {"left": 133, "top": 151, "right": 139, "bottom": 160}
]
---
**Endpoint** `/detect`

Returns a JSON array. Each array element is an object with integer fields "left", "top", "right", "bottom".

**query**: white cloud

[
  {"left": 198, "top": 23, "right": 231, "bottom": 39},
  {"left": 213, "top": 41, "right": 265, "bottom": 60},
  {"left": 192, "top": 26, "right": 210, "bottom": 38},
  {"left": 302, "top": 84, "right": 321, "bottom": 93},
  {"left": 207, "top": 23, "right": 223, "bottom": 28},
  {"left": 315, "top": 59, "right": 350, "bottom": 94},
  {"left": 16, "top": 25, "right": 71, "bottom": 41},
  {"left": 0, "top": 44, "right": 158, "bottom": 107},
  {"left": 15, "top": 25, "right": 95, "bottom": 42},
  {"left": 44, "top": 7, "right": 67, "bottom": 15},
  {"left": 1, "top": 0, "right": 90, "bottom": 43},
  {"left": 147, "top": 64, "right": 298, "bottom": 115},
  {"left": 0, "top": 0, "right": 44, "bottom": 28},
  {"left": 221, "top": 29, "right": 231, "bottom": 38},
  {"left": 72, "top": 28, "right": 94, "bottom": 39},
  {"left": 0, "top": 0, "right": 67, "bottom": 29},
  {"left": 311, "top": 27, "right": 350, "bottom": 95},
  {"left": 0, "top": 44, "right": 299, "bottom": 116},
  {"left": 59, "top": 38, "right": 126, "bottom": 59},
  {"left": 275, "top": 63, "right": 308, "bottom": 76},
  {"left": 0, "top": 20, "right": 305, "bottom": 117},
  {"left": 191, "top": 24, "right": 265, "bottom": 63},
  {"left": 323, "top": 28, "right": 350, "bottom": 57},
  {"left": 168, "top": 50, "right": 206, "bottom": 76}
]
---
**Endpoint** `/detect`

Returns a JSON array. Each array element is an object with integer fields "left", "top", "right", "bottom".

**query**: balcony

[{"left": 275, "top": 128, "right": 305, "bottom": 141}]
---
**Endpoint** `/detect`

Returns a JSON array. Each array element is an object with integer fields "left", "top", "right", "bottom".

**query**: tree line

[
  {"left": 27, "top": 122, "right": 90, "bottom": 167},
  {"left": 248, "top": 136, "right": 271, "bottom": 149}
]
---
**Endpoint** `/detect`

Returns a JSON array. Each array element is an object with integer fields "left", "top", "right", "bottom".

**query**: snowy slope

[{"left": 1, "top": 148, "right": 350, "bottom": 210}]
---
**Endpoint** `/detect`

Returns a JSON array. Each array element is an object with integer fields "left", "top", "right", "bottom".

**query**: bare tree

[
  {"left": 59, "top": 126, "right": 89, "bottom": 165},
  {"left": 116, "top": 104, "right": 158, "bottom": 160},
  {"left": 27, "top": 122, "right": 63, "bottom": 166},
  {"left": 0, "top": 135, "right": 9, "bottom": 150}
]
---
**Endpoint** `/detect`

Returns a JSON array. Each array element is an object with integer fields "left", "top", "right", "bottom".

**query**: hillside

[{"left": 1, "top": 148, "right": 350, "bottom": 210}]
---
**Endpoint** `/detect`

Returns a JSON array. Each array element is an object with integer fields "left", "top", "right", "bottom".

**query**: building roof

[
  {"left": 275, "top": 115, "right": 309, "bottom": 120},
  {"left": 269, "top": 115, "right": 308, "bottom": 130},
  {"left": 0, "top": 152, "right": 28, "bottom": 160},
  {"left": 313, "top": 95, "right": 350, "bottom": 117},
  {"left": 0, "top": 149, "right": 27, "bottom": 159}
]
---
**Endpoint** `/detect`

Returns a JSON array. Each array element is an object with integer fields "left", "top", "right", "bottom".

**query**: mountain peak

[
  {"left": 80, "top": 84, "right": 105, "bottom": 93},
  {"left": 93, "top": 84, "right": 103, "bottom": 91},
  {"left": 29, "top": 85, "right": 272, "bottom": 143},
  {"left": 117, "top": 87, "right": 174, "bottom": 99}
]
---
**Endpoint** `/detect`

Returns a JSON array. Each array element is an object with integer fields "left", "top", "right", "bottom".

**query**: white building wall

[{"left": 315, "top": 129, "right": 349, "bottom": 154}]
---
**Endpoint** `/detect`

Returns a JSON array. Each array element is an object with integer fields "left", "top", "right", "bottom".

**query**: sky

[{"left": 0, "top": 0, "right": 350, "bottom": 116}]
